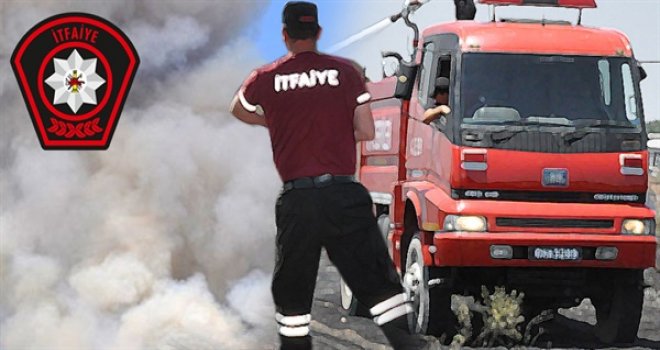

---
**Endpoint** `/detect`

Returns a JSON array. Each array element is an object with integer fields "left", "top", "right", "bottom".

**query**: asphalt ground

[{"left": 309, "top": 241, "right": 660, "bottom": 350}]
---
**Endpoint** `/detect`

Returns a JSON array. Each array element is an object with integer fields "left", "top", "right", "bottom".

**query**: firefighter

[
  {"left": 230, "top": 2, "right": 434, "bottom": 349},
  {"left": 423, "top": 77, "right": 451, "bottom": 125}
]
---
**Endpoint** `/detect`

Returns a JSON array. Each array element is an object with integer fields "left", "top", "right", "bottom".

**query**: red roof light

[{"left": 479, "top": 0, "right": 597, "bottom": 8}]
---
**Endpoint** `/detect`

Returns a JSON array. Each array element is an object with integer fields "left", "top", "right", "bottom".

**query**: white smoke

[{"left": 0, "top": 1, "right": 281, "bottom": 349}]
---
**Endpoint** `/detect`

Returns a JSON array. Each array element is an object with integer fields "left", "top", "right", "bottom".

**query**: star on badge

[{"left": 45, "top": 49, "right": 106, "bottom": 113}]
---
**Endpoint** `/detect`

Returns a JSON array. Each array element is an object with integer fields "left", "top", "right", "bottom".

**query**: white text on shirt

[{"left": 274, "top": 69, "right": 339, "bottom": 92}]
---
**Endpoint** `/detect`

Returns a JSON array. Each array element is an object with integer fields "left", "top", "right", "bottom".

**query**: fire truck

[{"left": 339, "top": 0, "right": 656, "bottom": 344}]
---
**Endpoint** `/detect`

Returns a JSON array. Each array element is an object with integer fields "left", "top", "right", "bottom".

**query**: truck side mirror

[
  {"left": 381, "top": 51, "right": 402, "bottom": 78},
  {"left": 639, "top": 65, "right": 647, "bottom": 81},
  {"left": 394, "top": 61, "right": 419, "bottom": 100}
]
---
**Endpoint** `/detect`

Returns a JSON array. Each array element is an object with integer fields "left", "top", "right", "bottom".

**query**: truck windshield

[{"left": 461, "top": 53, "right": 641, "bottom": 127}]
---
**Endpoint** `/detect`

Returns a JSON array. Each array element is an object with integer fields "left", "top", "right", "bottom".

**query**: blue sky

[{"left": 252, "top": 0, "right": 350, "bottom": 61}]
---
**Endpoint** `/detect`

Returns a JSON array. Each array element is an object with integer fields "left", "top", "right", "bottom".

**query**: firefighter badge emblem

[{"left": 11, "top": 13, "right": 139, "bottom": 150}]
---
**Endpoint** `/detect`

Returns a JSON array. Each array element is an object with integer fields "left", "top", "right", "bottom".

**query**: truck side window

[
  {"left": 598, "top": 59, "right": 611, "bottom": 106},
  {"left": 437, "top": 55, "right": 452, "bottom": 105},
  {"left": 437, "top": 55, "right": 451, "bottom": 81},
  {"left": 621, "top": 63, "right": 638, "bottom": 121},
  {"left": 418, "top": 42, "right": 436, "bottom": 106}
]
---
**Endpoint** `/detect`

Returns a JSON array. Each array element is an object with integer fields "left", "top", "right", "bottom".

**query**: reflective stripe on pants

[{"left": 276, "top": 313, "right": 311, "bottom": 337}]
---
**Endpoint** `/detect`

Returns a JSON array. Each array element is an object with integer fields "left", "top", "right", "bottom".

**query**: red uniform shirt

[{"left": 239, "top": 52, "right": 371, "bottom": 182}]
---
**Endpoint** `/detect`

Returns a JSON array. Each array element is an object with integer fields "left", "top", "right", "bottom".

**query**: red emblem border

[{"left": 11, "top": 13, "right": 139, "bottom": 150}]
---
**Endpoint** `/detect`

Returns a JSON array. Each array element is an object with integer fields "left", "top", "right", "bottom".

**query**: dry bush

[{"left": 452, "top": 286, "right": 554, "bottom": 348}]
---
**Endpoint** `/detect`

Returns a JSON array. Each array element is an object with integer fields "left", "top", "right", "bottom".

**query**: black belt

[{"left": 283, "top": 174, "right": 355, "bottom": 191}]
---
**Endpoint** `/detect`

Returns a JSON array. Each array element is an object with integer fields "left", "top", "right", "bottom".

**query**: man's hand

[
  {"left": 422, "top": 105, "right": 451, "bottom": 125},
  {"left": 230, "top": 94, "right": 267, "bottom": 127}
]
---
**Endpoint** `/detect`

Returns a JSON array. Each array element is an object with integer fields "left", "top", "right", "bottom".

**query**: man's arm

[
  {"left": 353, "top": 103, "right": 375, "bottom": 141},
  {"left": 422, "top": 105, "right": 451, "bottom": 125},
  {"left": 230, "top": 94, "right": 267, "bottom": 127}
]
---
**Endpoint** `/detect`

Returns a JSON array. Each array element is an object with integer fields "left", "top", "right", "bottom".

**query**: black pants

[{"left": 272, "top": 182, "right": 424, "bottom": 350}]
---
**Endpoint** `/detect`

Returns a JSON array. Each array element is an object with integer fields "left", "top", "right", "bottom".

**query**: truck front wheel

[
  {"left": 592, "top": 282, "right": 644, "bottom": 344},
  {"left": 404, "top": 234, "right": 456, "bottom": 339}
]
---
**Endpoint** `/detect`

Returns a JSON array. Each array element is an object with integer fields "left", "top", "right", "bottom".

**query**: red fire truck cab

[{"left": 341, "top": 0, "right": 656, "bottom": 344}]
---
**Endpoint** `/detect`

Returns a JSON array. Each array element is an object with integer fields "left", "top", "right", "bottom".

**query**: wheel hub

[
  {"left": 404, "top": 246, "right": 428, "bottom": 332},
  {"left": 404, "top": 262, "right": 422, "bottom": 293}
]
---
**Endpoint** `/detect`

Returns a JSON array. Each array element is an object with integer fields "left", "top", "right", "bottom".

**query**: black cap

[
  {"left": 283, "top": 1, "right": 319, "bottom": 38},
  {"left": 435, "top": 77, "right": 450, "bottom": 92}
]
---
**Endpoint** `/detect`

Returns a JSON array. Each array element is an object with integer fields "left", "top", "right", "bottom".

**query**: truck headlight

[
  {"left": 444, "top": 215, "right": 487, "bottom": 232},
  {"left": 621, "top": 219, "right": 654, "bottom": 235}
]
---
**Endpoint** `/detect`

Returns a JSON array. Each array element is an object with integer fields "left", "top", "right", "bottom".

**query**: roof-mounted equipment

[
  {"left": 478, "top": 0, "right": 596, "bottom": 8},
  {"left": 479, "top": 0, "right": 597, "bottom": 24}
]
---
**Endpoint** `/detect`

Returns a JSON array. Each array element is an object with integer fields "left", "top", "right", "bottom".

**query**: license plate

[
  {"left": 529, "top": 247, "right": 582, "bottom": 261},
  {"left": 542, "top": 168, "right": 569, "bottom": 187}
]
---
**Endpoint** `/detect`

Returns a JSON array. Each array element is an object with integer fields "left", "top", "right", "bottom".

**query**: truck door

[
  {"left": 412, "top": 34, "right": 459, "bottom": 186},
  {"left": 406, "top": 41, "right": 437, "bottom": 179}
]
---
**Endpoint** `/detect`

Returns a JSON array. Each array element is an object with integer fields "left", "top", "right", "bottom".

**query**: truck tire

[
  {"left": 592, "top": 283, "right": 644, "bottom": 344},
  {"left": 404, "top": 234, "right": 456, "bottom": 339},
  {"left": 339, "top": 277, "right": 371, "bottom": 317},
  {"left": 522, "top": 298, "right": 553, "bottom": 321},
  {"left": 377, "top": 214, "right": 390, "bottom": 241}
]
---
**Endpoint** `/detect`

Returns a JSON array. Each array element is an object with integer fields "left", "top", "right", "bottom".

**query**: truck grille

[{"left": 496, "top": 218, "right": 614, "bottom": 229}]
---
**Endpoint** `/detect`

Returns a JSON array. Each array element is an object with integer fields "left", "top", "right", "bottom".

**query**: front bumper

[{"left": 432, "top": 232, "right": 657, "bottom": 268}]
